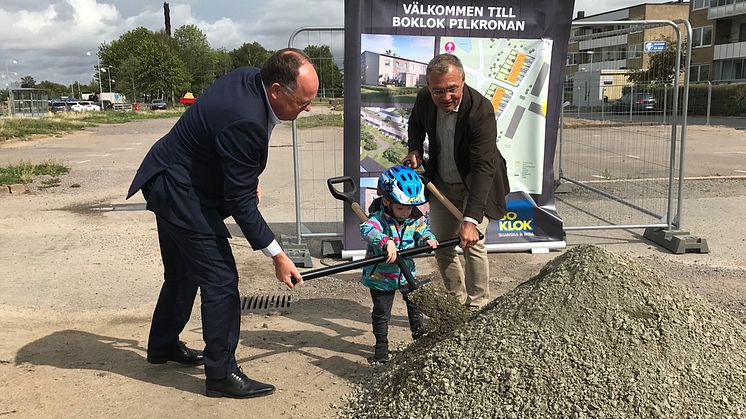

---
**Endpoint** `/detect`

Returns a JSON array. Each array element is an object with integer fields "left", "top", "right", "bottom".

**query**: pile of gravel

[{"left": 340, "top": 245, "right": 746, "bottom": 418}]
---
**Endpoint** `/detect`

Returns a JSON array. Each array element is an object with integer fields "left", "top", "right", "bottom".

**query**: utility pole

[{"left": 164, "top": 2, "right": 171, "bottom": 36}]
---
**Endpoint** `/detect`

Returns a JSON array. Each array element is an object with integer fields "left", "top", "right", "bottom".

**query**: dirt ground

[{"left": 0, "top": 113, "right": 745, "bottom": 418}]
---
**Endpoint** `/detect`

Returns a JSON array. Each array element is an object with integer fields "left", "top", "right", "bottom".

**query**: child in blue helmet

[{"left": 360, "top": 165, "right": 439, "bottom": 363}]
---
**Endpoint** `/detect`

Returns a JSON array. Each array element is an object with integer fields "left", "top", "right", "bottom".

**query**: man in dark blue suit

[{"left": 127, "top": 48, "right": 317, "bottom": 398}]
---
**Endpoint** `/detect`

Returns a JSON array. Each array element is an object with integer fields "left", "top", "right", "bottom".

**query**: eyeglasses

[
  {"left": 430, "top": 85, "right": 461, "bottom": 97},
  {"left": 281, "top": 85, "right": 313, "bottom": 110}
]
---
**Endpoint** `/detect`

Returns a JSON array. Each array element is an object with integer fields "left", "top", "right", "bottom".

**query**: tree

[
  {"left": 231, "top": 42, "right": 272, "bottom": 68},
  {"left": 628, "top": 38, "right": 685, "bottom": 84},
  {"left": 99, "top": 27, "right": 190, "bottom": 101},
  {"left": 303, "top": 45, "right": 343, "bottom": 97},
  {"left": 20, "top": 76, "right": 36, "bottom": 88},
  {"left": 213, "top": 48, "right": 234, "bottom": 78},
  {"left": 174, "top": 24, "right": 218, "bottom": 94},
  {"left": 37, "top": 80, "right": 69, "bottom": 98}
]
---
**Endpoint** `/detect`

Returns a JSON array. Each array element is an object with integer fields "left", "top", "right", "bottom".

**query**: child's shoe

[{"left": 373, "top": 342, "right": 390, "bottom": 363}]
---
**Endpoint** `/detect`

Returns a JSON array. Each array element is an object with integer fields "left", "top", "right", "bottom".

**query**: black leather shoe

[
  {"left": 147, "top": 341, "right": 204, "bottom": 366},
  {"left": 205, "top": 367, "right": 275, "bottom": 399}
]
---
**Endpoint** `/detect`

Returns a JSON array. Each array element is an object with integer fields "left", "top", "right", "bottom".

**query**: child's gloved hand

[
  {"left": 385, "top": 240, "right": 398, "bottom": 263},
  {"left": 425, "top": 239, "right": 439, "bottom": 249}
]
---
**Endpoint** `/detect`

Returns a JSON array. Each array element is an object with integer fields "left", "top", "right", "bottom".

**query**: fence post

[
  {"left": 663, "top": 84, "right": 668, "bottom": 124},
  {"left": 629, "top": 84, "right": 634, "bottom": 121},
  {"left": 706, "top": 80, "right": 712, "bottom": 126}
]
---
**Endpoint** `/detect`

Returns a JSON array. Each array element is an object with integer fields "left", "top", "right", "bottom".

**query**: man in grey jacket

[{"left": 404, "top": 53, "right": 510, "bottom": 309}]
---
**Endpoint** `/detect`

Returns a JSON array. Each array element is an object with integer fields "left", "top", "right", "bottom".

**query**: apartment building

[
  {"left": 361, "top": 51, "right": 428, "bottom": 87},
  {"left": 567, "top": 2, "right": 691, "bottom": 79},
  {"left": 689, "top": 0, "right": 713, "bottom": 81},
  {"left": 705, "top": 0, "right": 746, "bottom": 82}
]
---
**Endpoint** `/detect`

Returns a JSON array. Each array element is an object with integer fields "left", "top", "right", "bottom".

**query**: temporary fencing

[{"left": 557, "top": 20, "right": 695, "bottom": 248}]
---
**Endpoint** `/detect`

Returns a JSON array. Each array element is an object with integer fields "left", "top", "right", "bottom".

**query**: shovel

[
  {"left": 323, "top": 175, "right": 441, "bottom": 292},
  {"left": 401, "top": 159, "right": 486, "bottom": 242},
  {"left": 290, "top": 237, "right": 460, "bottom": 289}
]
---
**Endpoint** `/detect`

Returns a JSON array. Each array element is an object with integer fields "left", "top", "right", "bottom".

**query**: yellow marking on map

[
  {"left": 507, "top": 52, "right": 526, "bottom": 84},
  {"left": 491, "top": 87, "right": 505, "bottom": 112}
]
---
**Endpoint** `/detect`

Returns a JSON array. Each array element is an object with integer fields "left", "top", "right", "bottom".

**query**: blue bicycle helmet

[{"left": 378, "top": 165, "right": 427, "bottom": 206}]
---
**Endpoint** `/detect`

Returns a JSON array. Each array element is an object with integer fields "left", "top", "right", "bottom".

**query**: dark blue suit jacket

[{"left": 127, "top": 67, "right": 275, "bottom": 250}]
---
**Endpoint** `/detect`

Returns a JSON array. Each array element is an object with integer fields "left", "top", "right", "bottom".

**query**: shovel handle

[
  {"left": 349, "top": 202, "right": 369, "bottom": 223},
  {"left": 395, "top": 257, "right": 418, "bottom": 291},
  {"left": 327, "top": 175, "right": 369, "bottom": 222},
  {"left": 291, "top": 237, "right": 460, "bottom": 284},
  {"left": 425, "top": 182, "right": 464, "bottom": 222}
]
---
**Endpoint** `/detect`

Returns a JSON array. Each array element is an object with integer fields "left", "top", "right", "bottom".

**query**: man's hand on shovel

[
  {"left": 273, "top": 252, "right": 303, "bottom": 289},
  {"left": 402, "top": 151, "right": 422, "bottom": 169},
  {"left": 459, "top": 221, "right": 481, "bottom": 249}
]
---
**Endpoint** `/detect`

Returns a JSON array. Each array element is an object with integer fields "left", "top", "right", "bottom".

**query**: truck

[
  {"left": 82, "top": 92, "right": 129, "bottom": 110},
  {"left": 83, "top": 92, "right": 126, "bottom": 103}
]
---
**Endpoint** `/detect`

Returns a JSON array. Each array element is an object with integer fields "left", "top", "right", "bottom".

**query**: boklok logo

[
  {"left": 498, "top": 211, "right": 533, "bottom": 232},
  {"left": 497, "top": 200, "right": 535, "bottom": 236}
]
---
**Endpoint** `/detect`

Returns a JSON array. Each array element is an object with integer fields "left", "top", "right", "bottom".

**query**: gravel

[{"left": 339, "top": 245, "right": 746, "bottom": 418}]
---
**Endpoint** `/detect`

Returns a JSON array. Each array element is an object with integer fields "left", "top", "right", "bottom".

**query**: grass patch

[
  {"left": 296, "top": 113, "right": 344, "bottom": 129},
  {"left": 0, "top": 108, "right": 185, "bottom": 142},
  {"left": 0, "top": 118, "right": 92, "bottom": 140},
  {"left": 0, "top": 161, "right": 70, "bottom": 185}
]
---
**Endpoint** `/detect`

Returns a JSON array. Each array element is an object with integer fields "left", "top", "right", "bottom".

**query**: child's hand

[
  {"left": 426, "top": 239, "right": 439, "bottom": 249},
  {"left": 385, "top": 240, "right": 398, "bottom": 263}
]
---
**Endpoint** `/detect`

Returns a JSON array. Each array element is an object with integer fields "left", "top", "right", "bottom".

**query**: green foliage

[
  {"left": 304, "top": 45, "right": 343, "bottom": 98},
  {"left": 0, "top": 118, "right": 90, "bottom": 140},
  {"left": 22, "top": 23, "right": 345, "bottom": 106},
  {"left": 231, "top": 42, "right": 273, "bottom": 68},
  {"left": 361, "top": 130, "right": 377, "bottom": 151},
  {"left": 174, "top": 25, "right": 218, "bottom": 94},
  {"left": 628, "top": 38, "right": 685, "bottom": 84},
  {"left": 382, "top": 142, "right": 407, "bottom": 164},
  {"left": 20, "top": 76, "right": 36, "bottom": 88},
  {"left": 0, "top": 161, "right": 69, "bottom": 185},
  {"left": 295, "top": 113, "right": 343, "bottom": 129},
  {"left": 37, "top": 81, "right": 71, "bottom": 99},
  {"left": 99, "top": 27, "right": 189, "bottom": 101},
  {"left": 0, "top": 109, "right": 184, "bottom": 141},
  {"left": 213, "top": 48, "right": 234, "bottom": 78}
]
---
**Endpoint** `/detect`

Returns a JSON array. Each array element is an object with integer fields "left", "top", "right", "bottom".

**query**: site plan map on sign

[{"left": 440, "top": 37, "right": 553, "bottom": 194}]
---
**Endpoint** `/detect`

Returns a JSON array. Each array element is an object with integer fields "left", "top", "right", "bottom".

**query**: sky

[{"left": 0, "top": 0, "right": 652, "bottom": 87}]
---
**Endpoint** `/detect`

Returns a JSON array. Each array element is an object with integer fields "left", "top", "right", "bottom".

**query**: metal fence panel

[
  {"left": 289, "top": 28, "right": 346, "bottom": 241},
  {"left": 557, "top": 20, "right": 690, "bottom": 232}
]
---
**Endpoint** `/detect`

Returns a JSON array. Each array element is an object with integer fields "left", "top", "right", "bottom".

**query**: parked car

[
  {"left": 150, "top": 99, "right": 168, "bottom": 110},
  {"left": 49, "top": 101, "right": 69, "bottom": 113},
  {"left": 611, "top": 92, "right": 658, "bottom": 113},
  {"left": 71, "top": 101, "right": 101, "bottom": 112}
]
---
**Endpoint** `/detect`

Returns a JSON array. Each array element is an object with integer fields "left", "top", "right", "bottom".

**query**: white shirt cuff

[
  {"left": 261, "top": 239, "right": 282, "bottom": 257},
  {"left": 463, "top": 216, "right": 479, "bottom": 226}
]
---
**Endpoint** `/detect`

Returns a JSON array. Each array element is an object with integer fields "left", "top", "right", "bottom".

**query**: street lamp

[
  {"left": 5, "top": 59, "right": 18, "bottom": 116},
  {"left": 101, "top": 65, "right": 113, "bottom": 92},
  {"left": 86, "top": 51, "right": 104, "bottom": 100}
]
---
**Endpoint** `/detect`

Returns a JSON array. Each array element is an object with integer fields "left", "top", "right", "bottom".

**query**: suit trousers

[
  {"left": 148, "top": 215, "right": 240, "bottom": 379},
  {"left": 428, "top": 180, "right": 490, "bottom": 307}
]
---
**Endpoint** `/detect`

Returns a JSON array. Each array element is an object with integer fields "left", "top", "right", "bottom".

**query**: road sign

[{"left": 644, "top": 41, "right": 668, "bottom": 52}]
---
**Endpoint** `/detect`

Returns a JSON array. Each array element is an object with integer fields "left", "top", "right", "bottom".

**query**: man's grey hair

[{"left": 426, "top": 54, "right": 465, "bottom": 80}]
